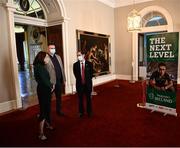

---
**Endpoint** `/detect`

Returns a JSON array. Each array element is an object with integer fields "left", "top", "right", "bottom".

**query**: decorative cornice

[
  {"left": 14, "top": 14, "right": 47, "bottom": 26},
  {"left": 0, "top": 2, "right": 16, "bottom": 9},
  {"left": 47, "top": 16, "right": 70, "bottom": 26},
  {"left": 98, "top": 0, "right": 116, "bottom": 8},
  {"left": 116, "top": 0, "right": 154, "bottom": 7},
  {"left": 98, "top": 0, "right": 154, "bottom": 8},
  {"left": 5, "top": 2, "right": 16, "bottom": 8}
]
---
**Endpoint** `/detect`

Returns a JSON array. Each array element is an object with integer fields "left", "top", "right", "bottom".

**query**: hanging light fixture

[
  {"left": 127, "top": 0, "right": 142, "bottom": 83},
  {"left": 127, "top": 0, "right": 142, "bottom": 31}
]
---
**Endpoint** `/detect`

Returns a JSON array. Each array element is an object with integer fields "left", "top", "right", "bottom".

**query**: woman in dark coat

[{"left": 33, "top": 51, "right": 54, "bottom": 140}]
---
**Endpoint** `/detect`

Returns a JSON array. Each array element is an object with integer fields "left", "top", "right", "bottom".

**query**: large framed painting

[{"left": 76, "top": 30, "right": 111, "bottom": 77}]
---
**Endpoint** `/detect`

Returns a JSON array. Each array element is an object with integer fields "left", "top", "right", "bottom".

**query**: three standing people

[
  {"left": 34, "top": 45, "right": 93, "bottom": 141},
  {"left": 73, "top": 50, "right": 93, "bottom": 117}
]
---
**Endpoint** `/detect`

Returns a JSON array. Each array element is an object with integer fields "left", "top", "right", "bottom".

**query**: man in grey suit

[{"left": 46, "top": 42, "right": 66, "bottom": 116}]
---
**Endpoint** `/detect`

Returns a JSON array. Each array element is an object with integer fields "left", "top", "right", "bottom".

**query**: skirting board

[
  {"left": 3, "top": 74, "right": 177, "bottom": 113},
  {"left": 116, "top": 74, "right": 131, "bottom": 80},
  {"left": 69, "top": 74, "right": 132, "bottom": 93},
  {"left": 69, "top": 74, "right": 117, "bottom": 94},
  {"left": 93, "top": 74, "right": 116, "bottom": 86},
  {"left": 0, "top": 100, "right": 17, "bottom": 113}
]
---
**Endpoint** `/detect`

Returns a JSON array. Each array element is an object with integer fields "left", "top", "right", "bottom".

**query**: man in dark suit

[{"left": 73, "top": 50, "right": 93, "bottom": 118}]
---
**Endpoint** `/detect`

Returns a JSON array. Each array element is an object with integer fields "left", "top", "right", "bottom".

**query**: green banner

[
  {"left": 146, "top": 32, "right": 179, "bottom": 109},
  {"left": 147, "top": 33, "right": 179, "bottom": 62}
]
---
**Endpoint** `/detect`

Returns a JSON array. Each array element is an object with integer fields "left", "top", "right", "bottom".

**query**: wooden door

[{"left": 47, "top": 25, "right": 65, "bottom": 94}]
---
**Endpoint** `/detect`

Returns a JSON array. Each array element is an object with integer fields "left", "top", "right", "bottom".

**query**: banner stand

[
  {"left": 91, "top": 90, "right": 98, "bottom": 96},
  {"left": 137, "top": 78, "right": 146, "bottom": 108},
  {"left": 137, "top": 32, "right": 179, "bottom": 117},
  {"left": 137, "top": 104, "right": 178, "bottom": 117},
  {"left": 137, "top": 79, "right": 178, "bottom": 117},
  {"left": 92, "top": 79, "right": 97, "bottom": 96},
  {"left": 140, "top": 105, "right": 177, "bottom": 117}
]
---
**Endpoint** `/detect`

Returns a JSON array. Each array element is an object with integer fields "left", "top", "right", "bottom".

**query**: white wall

[
  {"left": 114, "top": 0, "right": 180, "bottom": 80},
  {"left": 63, "top": 0, "right": 115, "bottom": 87},
  {"left": 0, "top": 0, "right": 115, "bottom": 112},
  {"left": 0, "top": 4, "right": 14, "bottom": 103},
  {"left": 1, "top": 0, "right": 180, "bottom": 113}
]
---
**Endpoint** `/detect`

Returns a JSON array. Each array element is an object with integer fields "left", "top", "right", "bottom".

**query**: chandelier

[{"left": 127, "top": 1, "right": 142, "bottom": 31}]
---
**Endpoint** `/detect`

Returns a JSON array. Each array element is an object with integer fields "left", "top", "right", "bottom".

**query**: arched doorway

[
  {"left": 132, "top": 6, "right": 173, "bottom": 81},
  {"left": 8, "top": 0, "right": 70, "bottom": 109}
]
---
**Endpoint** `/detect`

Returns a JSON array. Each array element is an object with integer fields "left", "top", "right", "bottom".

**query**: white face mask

[
  {"left": 50, "top": 48, "right": 56, "bottom": 55},
  {"left": 78, "top": 55, "right": 83, "bottom": 61},
  {"left": 44, "top": 55, "right": 50, "bottom": 64}
]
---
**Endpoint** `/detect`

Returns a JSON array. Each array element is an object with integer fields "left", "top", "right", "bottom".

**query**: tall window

[
  {"left": 138, "top": 11, "right": 168, "bottom": 71},
  {"left": 142, "top": 11, "right": 167, "bottom": 27},
  {"left": 13, "top": 0, "right": 45, "bottom": 19}
]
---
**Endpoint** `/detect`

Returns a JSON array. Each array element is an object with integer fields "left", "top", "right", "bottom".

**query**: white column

[
  {"left": 178, "top": 33, "right": 180, "bottom": 84},
  {"left": 133, "top": 32, "right": 139, "bottom": 81},
  {"left": 62, "top": 17, "right": 72, "bottom": 94},
  {"left": 5, "top": 2, "right": 22, "bottom": 108},
  {"left": 129, "top": 32, "right": 136, "bottom": 83}
]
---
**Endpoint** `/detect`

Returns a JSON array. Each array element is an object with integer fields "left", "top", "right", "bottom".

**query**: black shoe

[
  {"left": 79, "top": 113, "right": 84, "bottom": 118},
  {"left": 87, "top": 112, "right": 92, "bottom": 117},
  {"left": 57, "top": 112, "right": 65, "bottom": 116}
]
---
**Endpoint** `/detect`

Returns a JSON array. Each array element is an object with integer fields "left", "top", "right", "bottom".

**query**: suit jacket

[
  {"left": 45, "top": 54, "right": 66, "bottom": 85},
  {"left": 73, "top": 60, "right": 93, "bottom": 93}
]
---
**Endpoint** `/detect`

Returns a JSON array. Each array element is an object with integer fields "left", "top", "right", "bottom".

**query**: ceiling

[{"left": 98, "top": 0, "right": 154, "bottom": 8}]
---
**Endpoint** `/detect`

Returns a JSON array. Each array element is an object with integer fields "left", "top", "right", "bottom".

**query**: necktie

[{"left": 81, "top": 62, "right": 85, "bottom": 84}]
